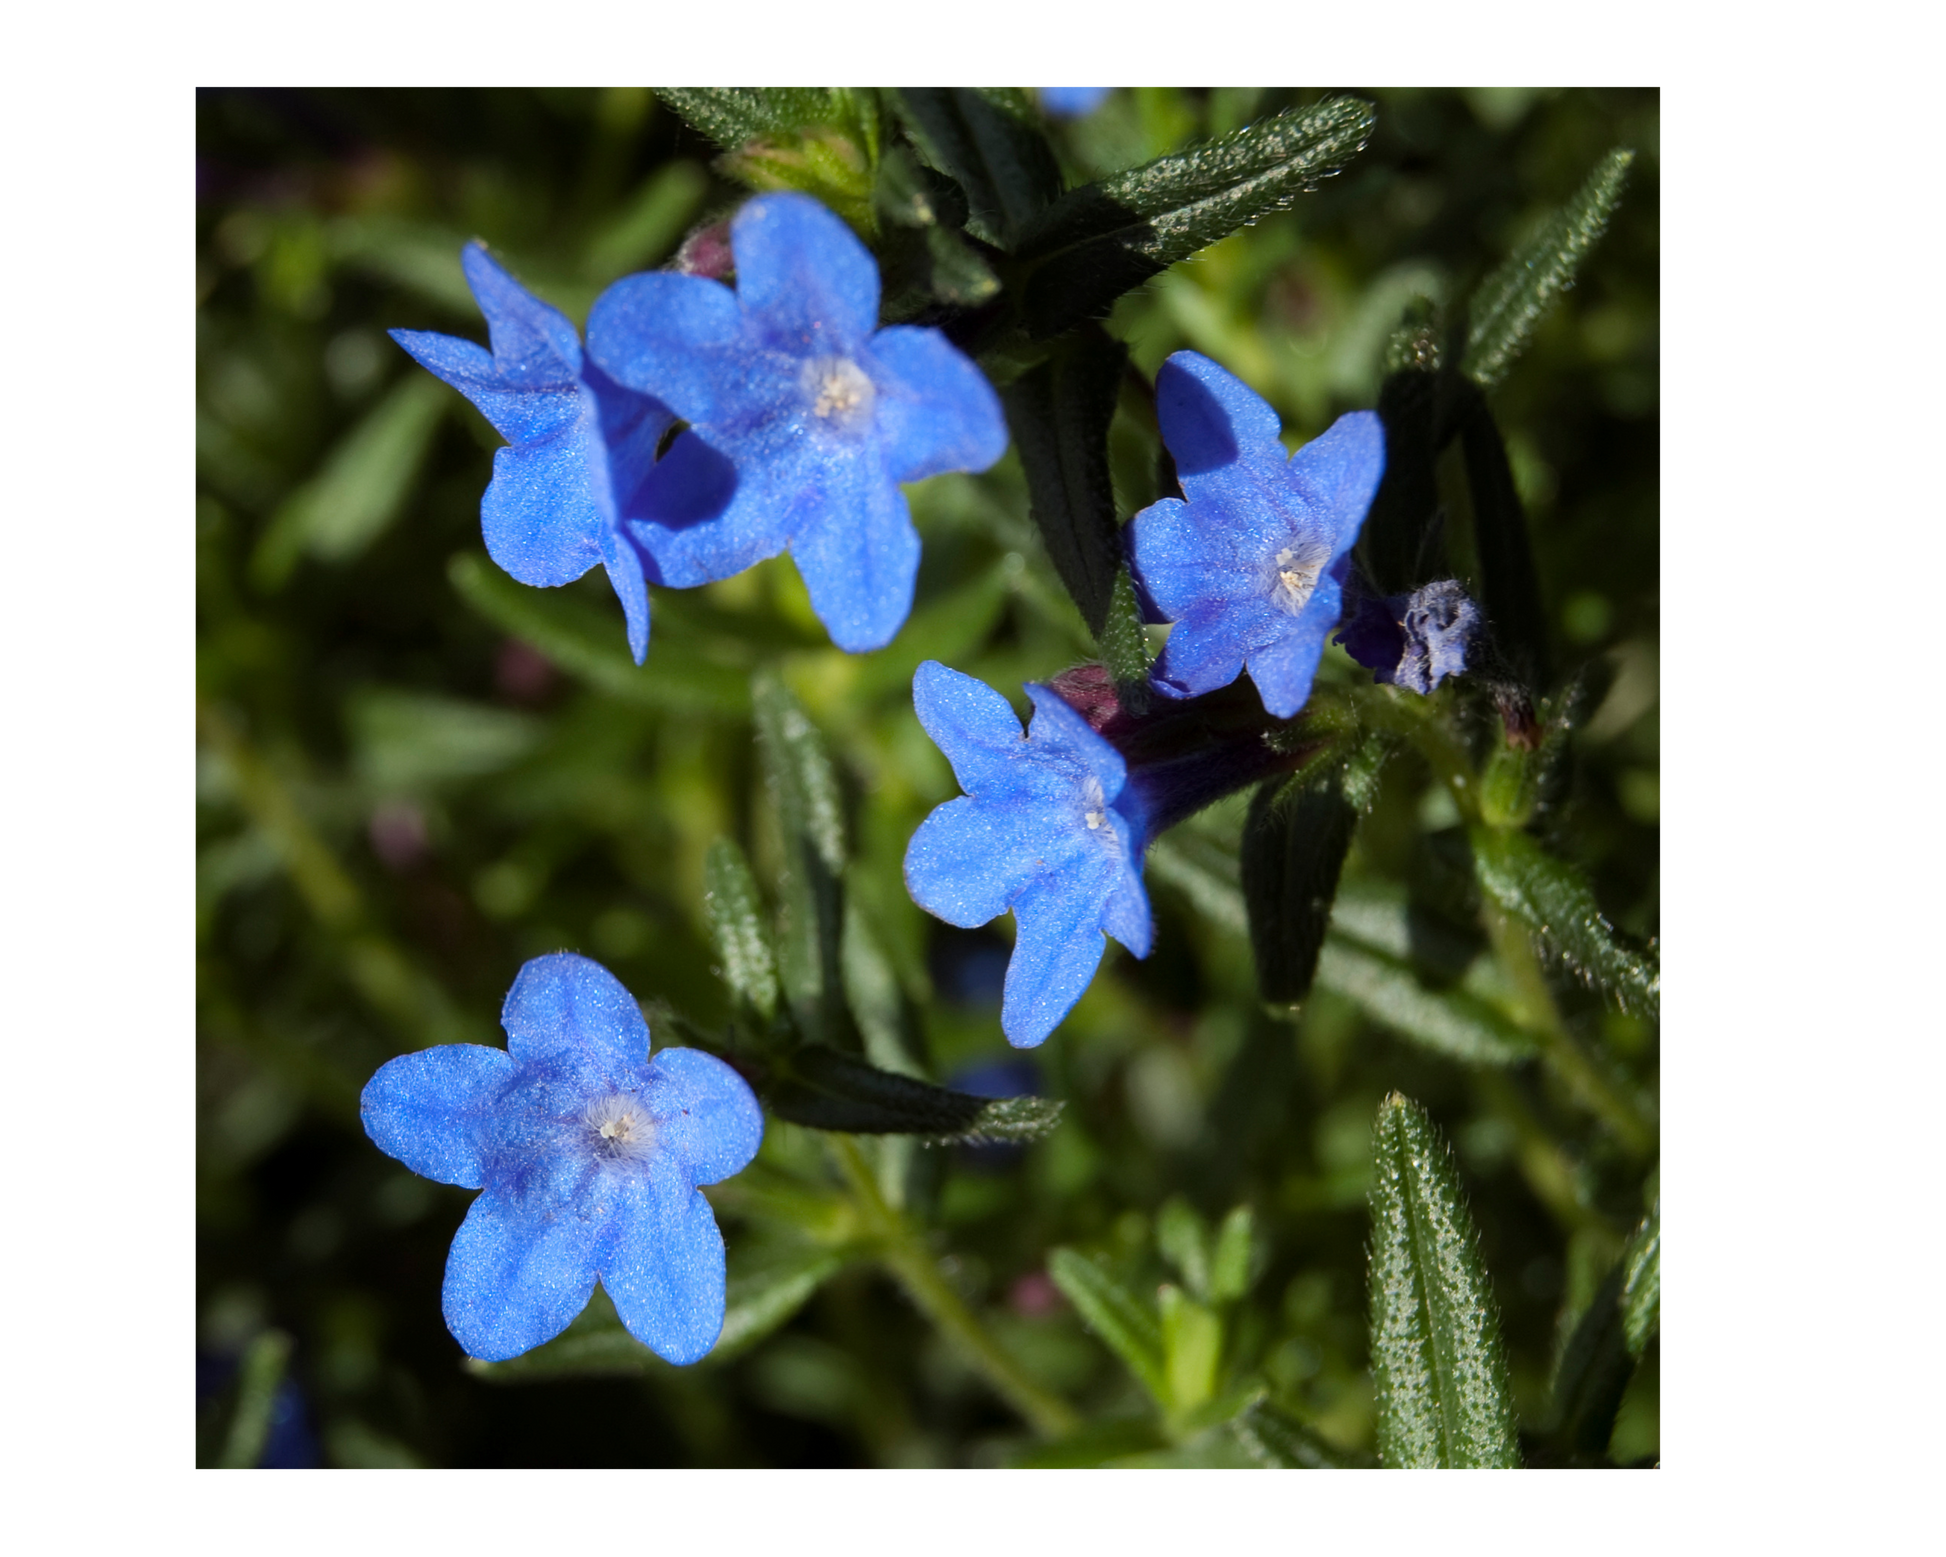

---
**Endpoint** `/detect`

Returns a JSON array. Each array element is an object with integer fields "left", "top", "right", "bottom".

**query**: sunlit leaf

[
  {"left": 705, "top": 837, "right": 780, "bottom": 1024},
  {"left": 889, "top": 88, "right": 1062, "bottom": 250},
  {"left": 1316, "top": 934, "right": 1537, "bottom": 1066},
  {"left": 1048, "top": 1247, "right": 1167, "bottom": 1403}
]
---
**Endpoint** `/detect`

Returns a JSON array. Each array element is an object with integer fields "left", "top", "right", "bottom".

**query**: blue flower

[
  {"left": 586, "top": 193, "right": 1009, "bottom": 653},
  {"left": 1126, "top": 351, "right": 1386, "bottom": 718},
  {"left": 1039, "top": 87, "right": 1112, "bottom": 119},
  {"left": 903, "top": 660, "right": 1152, "bottom": 1048},
  {"left": 360, "top": 953, "right": 763, "bottom": 1364},
  {"left": 1335, "top": 577, "right": 1482, "bottom": 694},
  {"left": 391, "top": 244, "right": 700, "bottom": 665}
]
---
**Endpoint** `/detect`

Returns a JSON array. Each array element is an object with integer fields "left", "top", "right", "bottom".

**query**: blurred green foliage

[{"left": 197, "top": 86, "right": 1657, "bottom": 1468}]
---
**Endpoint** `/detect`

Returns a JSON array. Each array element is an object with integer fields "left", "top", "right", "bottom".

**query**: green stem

[
  {"left": 1350, "top": 685, "right": 1481, "bottom": 822},
  {"left": 1483, "top": 907, "right": 1656, "bottom": 1157},
  {"left": 829, "top": 1136, "right": 1079, "bottom": 1438}
]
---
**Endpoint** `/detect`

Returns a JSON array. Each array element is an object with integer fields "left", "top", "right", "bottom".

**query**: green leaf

[
  {"left": 1242, "top": 769, "right": 1359, "bottom": 1005},
  {"left": 1367, "top": 1093, "right": 1521, "bottom": 1468},
  {"left": 346, "top": 689, "right": 541, "bottom": 796},
  {"left": 1549, "top": 1201, "right": 1657, "bottom": 1459},
  {"left": 1231, "top": 1397, "right": 1353, "bottom": 1469},
  {"left": 583, "top": 160, "right": 710, "bottom": 282},
  {"left": 1159, "top": 1283, "right": 1222, "bottom": 1413},
  {"left": 660, "top": 89, "right": 882, "bottom": 233},
  {"left": 446, "top": 553, "right": 752, "bottom": 715},
  {"left": 753, "top": 671, "right": 852, "bottom": 1048},
  {"left": 1156, "top": 1197, "right": 1211, "bottom": 1300},
  {"left": 840, "top": 900, "right": 924, "bottom": 1075},
  {"left": 1207, "top": 1205, "right": 1258, "bottom": 1304},
  {"left": 1469, "top": 825, "right": 1659, "bottom": 1018},
  {"left": 1146, "top": 832, "right": 1248, "bottom": 936},
  {"left": 1047, "top": 1248, "right": 1168, "bottom": 1404},
  {"left": 655, "top": 88, "right": 843, "bottom": 151},
  {"left": 250, "top": 375, "right": 445, "bottom": 589},
  {"left": 997, "top": 324, "right": 1150, "bottom": 693},
  {"left": 1463, "top": 148, "right": 1634, "bottom": 390},
  {"left": 1449, "top": 379, "right": 1552, "bottom": 689},
  {"left": 1315, "top": 934, "right": 1538, "bottom": 1066},
  {"left": 762, "top": 1043, "right": 1061, "bottom": 1140},
  {"left": 888, "top": 88, "right": 1062, "bottom": 250},
  {"left": 1007, "top": 1417, "right": 1169, "bottom": 1469},
  {"left": 1014, "top": 97, "right": 1376, "bottom": 338},
  {"left": 216, "top": 1329, "right": 293, "bottom": 1468},
  {"left": 704, "top": 837, "right": 780, "bottom": 1025},
  {"left": 1356, "top": 364, "right": 1449, "bottom": 597}
]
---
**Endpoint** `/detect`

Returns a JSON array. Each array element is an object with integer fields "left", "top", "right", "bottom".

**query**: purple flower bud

[{"left": 1336, "top": 577, "right": 1482, "bottom": 696}]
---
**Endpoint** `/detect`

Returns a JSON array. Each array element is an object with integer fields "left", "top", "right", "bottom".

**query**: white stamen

[
  {"left": 1268, "top": 541, "right": 1328, "bottom": 616},
  {"left": 1081, "top": 774, "right": 1108, "bottom": 833},
  {"left": 584, "top": 1093, "right": 659, "bottom": 1163},
  {"left": 801, "top": 356, "right": 876, "bottom": 428}
]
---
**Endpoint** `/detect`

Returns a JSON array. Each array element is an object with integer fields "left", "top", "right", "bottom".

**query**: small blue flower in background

[
  {"left": 1336, "top": 577, "right": 1483, "bottom": 695},
  {"left": 1126, "top": 351, "right": 1386, "bottom": 719},
  {"left": 904, "top": 660, "right": 1152, "bottom": 1049},
  {"left": 391, "top": 245, "right": 692, "bottom": 664},
  {"left": 587, "top": 193, "right": 1009, "bottom": 653},
  {"left": 1039, "top": 87, "right": 1112, "bottom": 119},
  {"left": 360, "top": 952, "right": 762, "bottom": 1364}
]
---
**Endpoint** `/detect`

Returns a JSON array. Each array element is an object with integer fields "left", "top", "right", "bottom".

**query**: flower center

[
  {"left": 584, "top": 1093, "right": 658, "bottom": 1162},
  {"left": 1268, "top": 540, "right": 1329, "bottom": 616},
  {"left": 1081, "top": 773, "right": 1108, "bottom": 833},
  {"left": 801, "top": 355, "right": 876, "bottom": 431}
]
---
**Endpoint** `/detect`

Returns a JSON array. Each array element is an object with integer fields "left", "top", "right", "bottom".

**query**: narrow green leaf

[
  {"left": 1315, "top": 934, "right": 1538, "bottom": 1066},
  {"left": 1469, "top": 825, "right": 1659, "bottom": 1018},
  {"left": 1356, "top": 365, "right": 1449, "bottom": 597},
  {"left": 1463, "top": 148, "right": 1634, "bottom": 389},
  {"left": 1231, "top": 1398, "right": 1352, "bottom": 1469},
  {"left": 1007, "top": 1417, "right": 1169, "bottom": 1469},
  {"left": 1159, "top": 1284, "right": 1222, "bottom": 1413},
  {"left": 1621, "top": 1196, "right": 1660, "bottom": 1358},
  {"left": 216, "top": 1329, "right": 293, "bottom": 1468},
  {"left": 583, "top": 160, "right": 710, "bottom": 282},
  {"left": 1047, "top": 1248, "right": 1168, "bottom": 1403},
  {"left": 446, "top": 553, "right": 752, "bottom": 714},
  {"left": 840, "top": 900, "right": 923, "bottom": 1075},
  {"left": 1449, "top": 380, "right": 1552, "bottom": 689},
  {"left": 1242, "top": 769, "right": 1359, "bottom": 1005},
  {"left": 762, "top": 1042, "right": 1058, "bottom": 1140},
  {"left": 1156, "top": 1197, "right": 1212, "bottom": 1300},
  {"left": 753, "top": 672, "right": 852, "bottom": 1048},
  {"left": 251, "top": 375, "right": 445, "bottom": 588},
  {"left": 1549, "top": 1198, "right": 1657, "bottom": 1461},
  {"left": 1015, "top": 97, "right": 1376, "bottom": 338},
  {"left": 704, "top": 837, "right": 779, "bottom": 1024},
  {"left": 346, "top": 689, "right": 541, "bottom": 795},
  {"left": 1207, "top": 1205, "right": 1257, "bottom": 1304},
  {"left": 1367, "top": 1093, "right": 1521, "bottom": 1468},
  {"left": 889, "top": 88, "right": 1062, "bottom": 250},
  {"left": 654, "top": 88, "right": 841, "bottom": 150}
]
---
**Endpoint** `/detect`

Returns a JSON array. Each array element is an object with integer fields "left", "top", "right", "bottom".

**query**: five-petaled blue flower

[
  {"left": 1335, "top": 577, "right": 1483, "bottom": 695},
  {"left": 1126, "top": 351, "right": 1386, "bottom": 719},
  {"left": 587, "top": 192, "right": 1010, "bottom": 654},
  {"left": 391, "top": 245, "right": 693, "bottom": 665},
  {"left": 903, "top": 660, "right": 1151, "bottom": 1049},
  {"left": 360, "top": 953, "right": 763, "bottom": 1364}
]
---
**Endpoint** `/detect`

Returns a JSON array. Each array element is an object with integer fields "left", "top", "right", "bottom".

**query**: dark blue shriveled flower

[
  {"left": 1126, "top": 351, "right": 1386, "bottom": 718},
  {"left": 587, "top": 193, "right": 1009, "bottom": 653},
  {"left": 360, "top": 952, "right": 763, "bottom": 1364},
  {"left": 904, "top": 660, "right": 1151, "bottom": 1049},
  {"left": 1335, "top": 577, "right": 1483, "bottom": 694},
  {"left": 391, "top": 245, "right": 688, "bottom": 664},
  {"left": 1039, "top": 87, "right": 1111, "bottom": 119}
]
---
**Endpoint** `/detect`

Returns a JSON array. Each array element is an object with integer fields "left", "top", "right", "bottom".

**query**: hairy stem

[{"left": 830, "top": 1135, "right": 1079, "bottom": 1438}]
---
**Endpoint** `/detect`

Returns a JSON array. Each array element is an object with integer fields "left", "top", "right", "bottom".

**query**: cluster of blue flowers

[
  {"left": 375, "top": 191, "right": 1491, "bottom": 1361},
  {"left": 396, "top": 192, "right": 1008, "bottom": 661}
]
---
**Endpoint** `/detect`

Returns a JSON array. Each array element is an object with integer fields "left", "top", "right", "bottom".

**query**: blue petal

[
  {"left": 500, "top": 953, "right": 651, "bottom": 1082},
  {"left": 1245, "top": 586, "right": 1345, "bottom": 718},
  {"left": 1149, "top": 607, "right": 1253, "bottom": 701},
  {"left": 601, "top": 1153, "right": 726, "bottom": 1366},
  {"left": 360, "top": 1043, "right": 517, "bottom": 1189},
  {"left": 1100, "top": 867, "right": 1154, "bottom": 958},
  {"left": 905, "top": 795, "right": 1045, "bottom": 928},
  {"left": 912, "top": 660, "right": 1029, "bottom": 797},
  {"left": 480, "top": 430, "right": 606, "bottom": 588},
  {"left": 1023, "top": 685, "right": 1127, "bottom": 801},
  {"left": 645, "top": 1047, "right": 764, "bottom": 1186},
  {"left": 1155, "top": 351, "right": 1284, "bottom": 484},
  {"left": 628, "top": 429, "right": 781, "bottom": 587},
  {"left": 1002, "top": 868, "right": 1118, "bottom": 1048},
  {"left": 788, "top": 446, "right": 919, "bottom": 652},
  {"left": 1283, "top": 409, "right": 1386, "bottom": 553},
  {"left": 868, "top": 326, "right": 1009, "bottom": 482},
  {"left": 586, "top": 270, "right": 744, "bottom": 423},
  {"left": 389, "top": 329, "right": 582, "bottom": 446},
  {"left": 731, "top": 192, "right": 879, "bottom": 352},
  {"left": 463, "top": 243, "right": 584, "bottom": 383},
  {"left": 442, "top": 1182, "right": 604, "bottom": 1361},
  {"left": 599, "top": 526, "right": 651, "bottom": 665}
]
